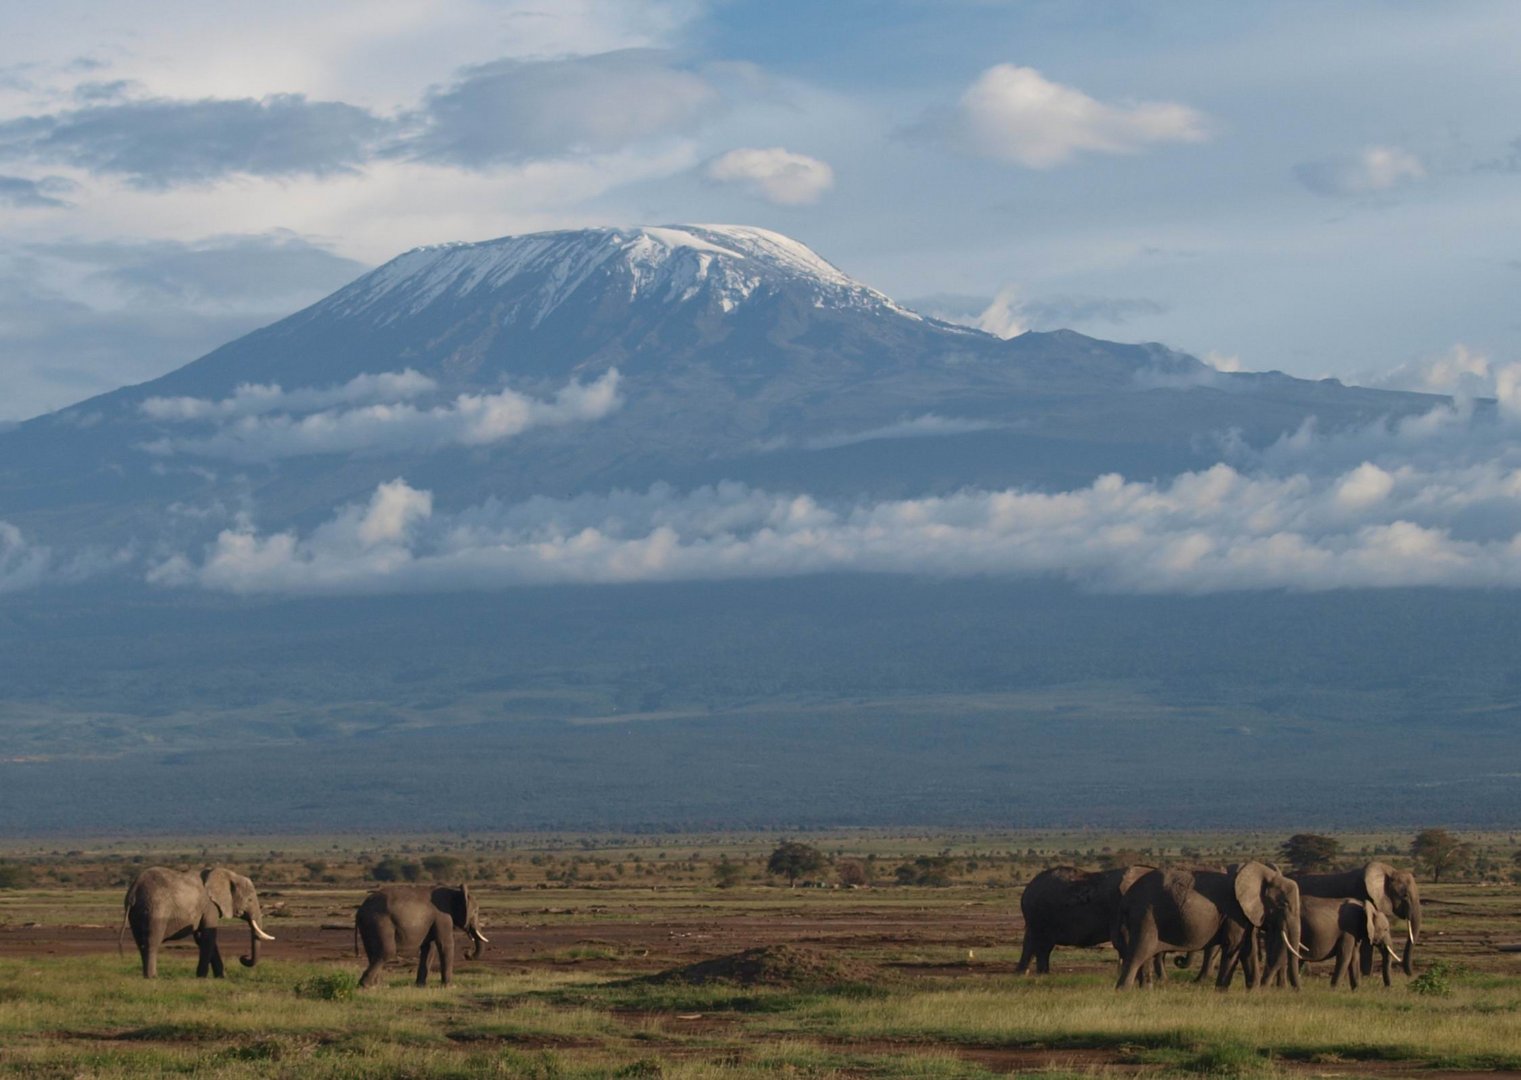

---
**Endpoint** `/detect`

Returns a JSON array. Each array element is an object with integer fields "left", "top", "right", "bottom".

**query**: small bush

[
  {"left": 294, "top": 972, "right": 359, "bottom": 1001},
  {"left": 1410, "top": 960, "right": 1464, "bottom": 997}
]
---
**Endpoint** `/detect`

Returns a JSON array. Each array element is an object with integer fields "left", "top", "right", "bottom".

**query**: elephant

[
  {"left": 1114, "top": 861, "right": 1302, "bottom": 990},
  {"left": 1017, "top": 865, "right": 1154, "bottom": 974},
  {"left": 1290, "top": 862, "right": 1421, "bottom": 975},
  {"left": 120, "top": 866, "right": 275, "bottom": 979},
  {"left": 354, "top": 884, "right": 488, "bottom": 988},
  {"left": 1263, "top": 896, "right": 1399, "bottom": 989}
]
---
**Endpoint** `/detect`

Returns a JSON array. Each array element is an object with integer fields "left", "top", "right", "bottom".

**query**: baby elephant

[
  {"left": 1269, "top": 895, "right": 1399, "bottom": 989},
  {"left": 355, "top": 883, "right": 488, "bottom": 988}
]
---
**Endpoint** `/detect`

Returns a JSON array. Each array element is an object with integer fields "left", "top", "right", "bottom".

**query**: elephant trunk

[
  {"left": 1402, "top": 907, "right": 1419, "bottom": 976},
  {"left": 240, "top": 916, "right": 275, "bottom": 967},
  {"left": 467, "top": 926, "right": 487, "bottom": 960}
]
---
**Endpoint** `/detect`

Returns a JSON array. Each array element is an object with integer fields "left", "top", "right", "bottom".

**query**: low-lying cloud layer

[
  {"left": 150, "top": 453, "right": 1521, "bottom": 596},
  {"left": 141, "top": 369, "right": 622, "bottom": 461},
  {"left": 141, "top": 370, "right": 437, "bottom": 421}
]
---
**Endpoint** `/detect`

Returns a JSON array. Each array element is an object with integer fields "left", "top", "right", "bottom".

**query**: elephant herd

[
  {"left": 1017, "top": 860, "right": 1421, "bottom": 990},
  {"left": 120, "top": 866, "right": 488, "bottom": 987},
  {"left": 120, "top": 857, "right": 1420, "bottom": 992}
]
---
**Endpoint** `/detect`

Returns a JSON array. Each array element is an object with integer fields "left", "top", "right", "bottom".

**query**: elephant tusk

[
  {"left": 473, "top": 929, "right": 490, "bottom": 944},
  {"left": 1408, "top": 925, "right": 1415, "bottom": 944},
  {"left": 250, "top": 920, "right": 276, "bottom": 942},
  {"left": 1281, "top": 929, "right": 1307, "bottom": 960}
]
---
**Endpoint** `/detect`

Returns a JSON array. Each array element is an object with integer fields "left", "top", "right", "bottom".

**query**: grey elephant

[
  {"left": 1263, "top": 895, "right": 1399, "bottom": 989},
  {"left": 120, "top": 866, "right": 275, "bottom": 979},
  {"left": 1114, "top": 861, "right": 1302, "bottom": 990},
  {"left": 1290, "top": 861, "right": 1420, "bottom": 975},
  {"left": 354, "top": 884, "right": 488, "bottom": 988},
  {"left": 1017, "top": 865, "right": 1154, "bottom": 974}
]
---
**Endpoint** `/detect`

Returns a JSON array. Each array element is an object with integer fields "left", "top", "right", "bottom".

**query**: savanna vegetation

[{"left": 2, "top": 829, "right": 1520, "bottom": 1077}]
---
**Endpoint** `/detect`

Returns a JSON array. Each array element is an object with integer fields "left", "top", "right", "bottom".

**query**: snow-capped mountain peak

[{"left": 322, "top": 224, "right": 917, "bottom": 326}]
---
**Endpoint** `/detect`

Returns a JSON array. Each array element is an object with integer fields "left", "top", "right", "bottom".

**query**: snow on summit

[{"left": 324, "top": 224, "right": 914, "bottom": 325}]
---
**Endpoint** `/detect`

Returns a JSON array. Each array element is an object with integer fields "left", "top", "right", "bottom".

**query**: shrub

[
  {"left": 294, "top": 972, "right": 358, "bottom": 1001},
  {"left": 369, "top": 857, "right": 422, "bottom": 882},
  {"left": 0, "top": 862, "right": 36, "bottom": 889},
  {"left": 1409, "top": 960, "right": 1464, "bottom": 997},
  {"left": 421, "top": 855, "right": 463, "bottom": 879}
]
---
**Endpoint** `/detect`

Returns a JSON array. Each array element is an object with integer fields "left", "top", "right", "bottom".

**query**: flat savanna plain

[{"left": 2, "top": 833, "right": 1520, "bottom": 1078}]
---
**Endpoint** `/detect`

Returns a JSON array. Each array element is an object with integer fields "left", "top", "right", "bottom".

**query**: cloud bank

[
  {"left": 152, "top": 455, "right": 1521, "bottom": 596},
  {"left": 0, "top": 94, "right": 388, "bottom": 188},
  {"left": 938, "top": 64, "right": 1209, "bottom": 168},
  {"left": 141, "top": 369, "right": 622, "bottom": 462},
  {"left": 403, "top": 50, "right": 717, "bottom": 166}
]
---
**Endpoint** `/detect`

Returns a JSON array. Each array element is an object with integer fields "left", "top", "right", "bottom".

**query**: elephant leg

[
  {"left": 1193, "top": 944, "right": 1215, "bottom": 983},
  {"left": 437, "top": 925, "right": 455, "bottom": 987},
  {"left": 1015, "top": 933, "right": 1037, "bottom": 975},
  {"left": 143, "top": 919, "right": 168, "bottom": 979},
  {"left": 1116, "top": 925, "right": 1155, "bottom": 990},
  {"left": 207, "top": 928, "right": 225, "bottom": 978},
  {"left": 416, "top": 934, "right": 435, "bottom": 987},
  {"left": 358, "top": 920, "right": 395, "bottom": 989},
  {"left": 195, "top": 929, "right": 211, "bottom": 978},
  {"left": 1036, "top": 940, "right": 1054, "bottom": 975}
]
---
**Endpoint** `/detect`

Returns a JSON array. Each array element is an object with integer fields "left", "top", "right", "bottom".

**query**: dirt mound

[{"left": 650, "top": 945, "right": 876, "bottom": 988}]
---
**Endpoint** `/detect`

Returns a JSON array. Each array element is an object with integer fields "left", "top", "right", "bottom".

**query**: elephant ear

[
  {"left": 231, "top": 873, "right": 257, "bottom": 918},
  {"left": 453, "top": 884, "right": 471, "bottom": 927},
  {"left": 1363, "top": 900, "right": 1378, "bottom": 943},
  {"left": 1233, "top": 861, "right": 1269, "bottom": 927},
  {"left": 1118, "top": 865, "right": 1153, "bottom": 896},
  {"left": 201, "top": 868, "right": 233, "bottom": 920},
  {"left": 1363, "top": 862, "right": 1389, "bottom": 905}
]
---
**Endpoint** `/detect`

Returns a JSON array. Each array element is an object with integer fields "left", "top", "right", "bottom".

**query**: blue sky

[{"left": 2, "top": 0, "right": 1519, "bottom": 419}]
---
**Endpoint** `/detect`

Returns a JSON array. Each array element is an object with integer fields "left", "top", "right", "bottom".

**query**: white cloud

[
  {"left": 154, "top": 457, "right": 1521, "bottom": 596},
  {"left": 141, "top": 369, "right": 622, "bottom": 461},
  {"left": 1293, "top": 145, "right": 1425, "bottom": 197},
  {"left": 940, "top": 64, "right": 1210, "bottom": 168},
  {"left": 974, "top": 285, "right": 1029, "bottom": 338},
  {"left": 1204, "top": 351, "right": 1245, "bottom": 373},
  {"left": 1360, "top": 344, "right": 1513, "bottom": 401},
  {"left": 756, "top": 414, "right": 1002, "bottom": 452},
  {"left": 0, "top": 518, "right": 129, "bottom": 593},
  {"left": 141, "top": 369, "right": 436, "bottom": 420},
  {"left": 0, "top": 521, "right": 55, "bottom": 594},
  {"left": 703, "top": 147, "right": 834, "bottom": 205}
]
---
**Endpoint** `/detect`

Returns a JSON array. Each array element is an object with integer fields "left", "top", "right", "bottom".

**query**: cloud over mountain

[
  {"left": 141, "top": 370, "right": 622, "bottom": 462},
  {"left": 153, "top": 453, "right": 1521, "bottom": 596},
  {"left": 703, "top": 147, "right": 834, "bottom": 205}
]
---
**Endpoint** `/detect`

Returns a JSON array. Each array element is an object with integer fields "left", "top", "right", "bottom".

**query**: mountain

[
  {"left": 0, "top": 224, "right": 1513, "bottom": 834},
  {"left": 0, "top": 224, "right": 1433, "bottom": 547}
]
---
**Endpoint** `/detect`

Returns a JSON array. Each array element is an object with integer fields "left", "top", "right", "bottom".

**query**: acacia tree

[
  {"left": 1410, "top": 828, "right": 1474, "bottom": 883},
  {"left": 1278, "top": 833, "right": 1342, "bottom": 873},
  {"left": 766, "top": 840, "right": 827, "bottom": 887}
]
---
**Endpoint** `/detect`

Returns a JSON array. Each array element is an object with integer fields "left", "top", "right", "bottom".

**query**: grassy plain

[{"left": 1, "top": 832, "right": 1519, "bottom": 1077}]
